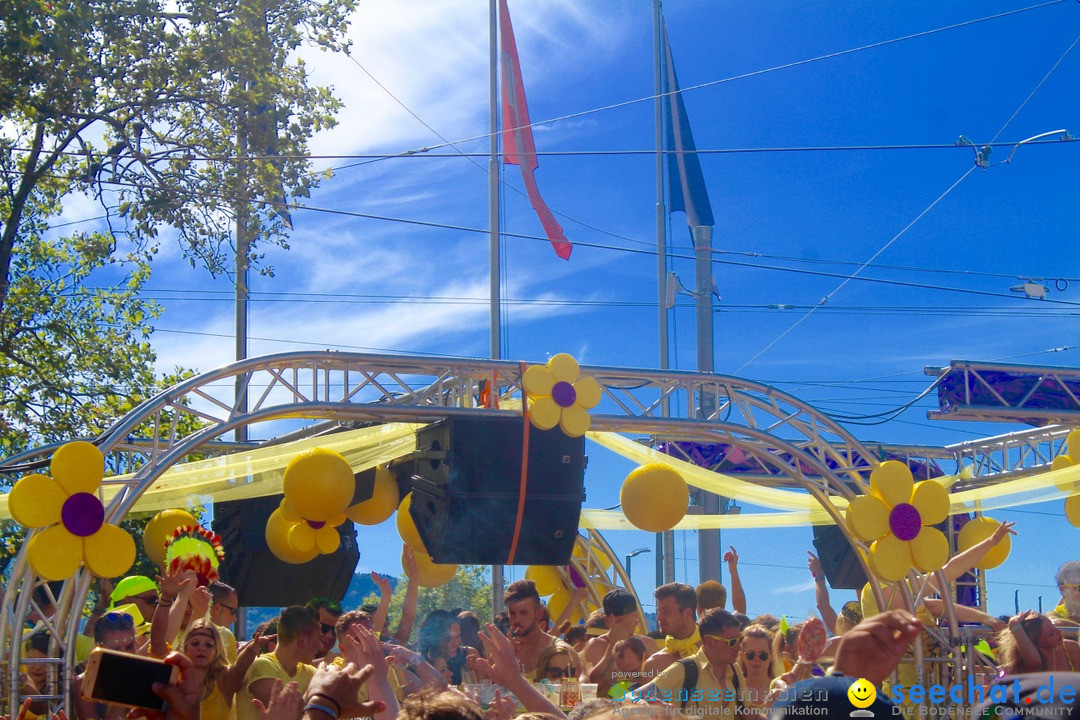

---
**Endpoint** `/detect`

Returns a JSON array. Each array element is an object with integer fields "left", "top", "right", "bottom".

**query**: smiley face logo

[{"left": 847, "top": 678, "right": 876, "bottom": 709}]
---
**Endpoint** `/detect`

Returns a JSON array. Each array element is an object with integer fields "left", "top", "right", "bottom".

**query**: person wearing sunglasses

[
  {"left": 1049, "top": 561, "right": 1080, "bottom": 628},
  {"left": 737, "top": 624, "right": 775, "bottom": 714},
  {"left": 306, "top": 597, "right": 343, "bottom": 660},
  {"left": 637, "top": 608, "right": 746, "bottom": 717},
  {"left": 208, "top": 581, "right": 240, "bottom": 663},
  {"left": 536, "top": 644, "right": 577, "bottom": 683},
  {"left": 109, "top": 575, "right": 159, "bottom": 625},
  {"left": 73, "top": 611, "right": 141, "bottom": 720}
]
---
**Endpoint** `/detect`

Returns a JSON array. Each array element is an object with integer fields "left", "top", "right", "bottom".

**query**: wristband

[
  {"left": 308, "top": 694, "right": 342, "bottom": 716},
  {"left": 304, "top": 702, "right": 339, "bottom": 720},
  {"left": 813, "top": 576, "right": 824, "bottom": 583}
]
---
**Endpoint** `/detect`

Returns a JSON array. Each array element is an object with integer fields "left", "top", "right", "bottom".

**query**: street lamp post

[{"left": 626, "top": 547, "right": 651, "bottom": 584}]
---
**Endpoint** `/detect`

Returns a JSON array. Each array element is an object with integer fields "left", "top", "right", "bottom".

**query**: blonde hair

[
  {"left": 995, "top": 614, "right": 1052, "bottom": 675},
  {"left": 182, "top": 619, "right": 227, "bottom": 694},
  {"left": 740, "top": 624, "right": 776, "bottom": 679}
]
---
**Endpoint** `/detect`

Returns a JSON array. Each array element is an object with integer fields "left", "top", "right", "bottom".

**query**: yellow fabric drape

[
  {"left": 2, "top": 424, "right": 1078, "bottom": 531},
  {"left": 0, "top": 423, "right": 420, "bottom": 519},
  {"left": 583, "top": 431, "right": 1080, "bottom": 530}
]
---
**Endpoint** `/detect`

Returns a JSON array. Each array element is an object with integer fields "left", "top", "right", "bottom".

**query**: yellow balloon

[
  {"left": 395, "top": 494, "right": 427, "bottom": 552},
  {"left": 282, "top": 448, "right": 355, "bottom": 521},
  {"left": 573, "top": 539, "right": 612, "bottom": 572},
  {"left": 265, "top": 508, "right": 319, "bottom": 564},
  {"left": 143, "top": 509, "right": 198, "bottom": 566},
  {"left": 1068, "top": 429, "right": 1080, "bottom": 464},
  {"left": 27, "top": 526, "right": 83, "bottom": 581},
  {"left": 1066, "top": 495, "right": 1080, "bottom": 528},
  {"left": 405, "top": 548, "right": 456, "bottom": 587},
  {"left": 9, "top": 474, "right": 64, "bottom": 529},
  {"left": 546, "top": 586, "right": 581, "bottom": 624},
  {"left": 525, "top": 565, "right": 565, "bottom": 597},
  {"left": 957, "top": 517, "right": 1011, "bottom": 570},
  {"left": 620, "top": 463, "right": 688, "bottom": 532},
  {"left": 347, "top": 467, "right": 400, "bottom": 525},
  {"left": 50, "top": 441, "right": 103, "bottom": 495},
  {"left": 868, "top": 534, "right": 911, "bottom": 582},
  {"left": 1052, "top": 455, "right": 1075, "bottom": 471},
  {"left": 85, "top": 524, "right": 137, "bottom": 578}
]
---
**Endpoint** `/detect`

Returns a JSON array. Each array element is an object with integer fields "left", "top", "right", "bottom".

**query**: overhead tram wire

[
  {"left": 730, "top": 165, "right": 978, "bottom": 377},
  {"left": 9, "top": 0, "right": 1043, "bottom": 173},
  {"left": 20, "top": 168, "right": 1080, "bottom": 313},
  {"left": 342, "top": 55, "right": 650, "bottom": 251},
  {"left": 73, "top": 287, "right": 1080, "bottom": 317},
  {"left": 731, "top": 24, "right": 1080, "bottom": 377},
  {"left": 323, "top": 0, "right": 1072, "bottom": 166},
  {"left": 13, "top": 137, "right": 1077, "bottom": 164}
]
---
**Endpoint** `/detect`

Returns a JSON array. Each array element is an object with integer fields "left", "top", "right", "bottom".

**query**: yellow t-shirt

[
  {"left": 201, "top": 680, "right": 234, "bottom": 720},
  {"left": 217, "top": 624, "right": 238, "bottom": 664},
  {"left": 650, "top": 648, "right": 745, "bottom": 717},
  {"left": 330, "top": 655, "right": 406, "bottom": 701},
  {"left": 236, "top": 652, "right": 316, "bottom": 720}
]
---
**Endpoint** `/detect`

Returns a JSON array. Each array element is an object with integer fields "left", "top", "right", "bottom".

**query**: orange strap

[{"left": 507, "top": 362, "right": 530, "bottom": 564}]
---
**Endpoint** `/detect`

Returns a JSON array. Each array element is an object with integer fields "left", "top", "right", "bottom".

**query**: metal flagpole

[
  {"left": 489, "top": 0, "right": 505, "bottom": 614},
  {"left": 653, "top": 0, "right": 674, "bottom": 586}
]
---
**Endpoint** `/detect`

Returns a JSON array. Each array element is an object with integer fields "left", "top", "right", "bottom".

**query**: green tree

[
  {"left": 0, "top": 0, "right": 356, "bottom": 315},
  {"left": 382, "top": 567, "right": 495, "bottom": 644}
]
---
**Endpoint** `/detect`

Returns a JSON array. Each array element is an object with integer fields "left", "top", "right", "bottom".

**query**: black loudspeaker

[
  {"left": 214, "top": 496, "right": 359, "bottom": 607},
  {"left": 407, "top": 417, "right": 586, "bottom": 566},
  {"left": 811, "top": 525, "right": 868, "bottom": 590}
]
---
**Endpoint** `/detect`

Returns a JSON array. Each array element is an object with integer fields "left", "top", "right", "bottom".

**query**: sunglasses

[
  {"left": 216, "top": 602, "right": 238, "bottom": 614},
  {"left": 743, "top": 651, "right": 769, "bottom": 661},
  {"left": 133, "top": 593, "right": 158, "bottom": 604},
  {"left": 545, "top": 666, "right": 577, "bottom": 679},
  {"left": 705, "top": 635, "right": 741, "bottom": 648},
  {"left": 1061, "top": 584, "right": 1080, "bottom": 591},
  {"left": 320, "top": 623, "right": 337, "bottom": 636},
  {"left": 101, "top": 612, "right": 134, "bottom": 628}
]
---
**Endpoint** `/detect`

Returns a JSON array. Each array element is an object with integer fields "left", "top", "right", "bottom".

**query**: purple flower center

[
  {"left": 889, "top": 503, "right": 922, "bottom": 541},
  {"left": 307, "top": 519, "right": 326, "bottom": 530},
  {"left": 61, "top": 492, "right": 104, "bottom": 537},
  {"left": 551, "top": 381, "right": 576, "bottom": 408}
]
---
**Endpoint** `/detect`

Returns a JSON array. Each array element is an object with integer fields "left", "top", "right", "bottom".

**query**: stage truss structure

[{"left": 0, "top": 351, "right": 1073, "bottom": 713}]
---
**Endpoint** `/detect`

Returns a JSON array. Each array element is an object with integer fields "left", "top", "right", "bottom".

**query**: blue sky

[{"left": 52, "top": 0, "right": 1080, "bottom": 619}]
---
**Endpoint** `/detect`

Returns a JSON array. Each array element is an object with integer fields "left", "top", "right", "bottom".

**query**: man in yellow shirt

[
  {"left": 236, "top": 606, "right": 321, "bottom": 720},
  {"left": 208, "top": 581, "right": 239, "bottom": 663},
  {"left": 636, "top": 608, "right": 746, "bottom": 717}
]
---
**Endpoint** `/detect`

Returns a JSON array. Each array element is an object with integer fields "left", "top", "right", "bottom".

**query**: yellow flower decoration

[
  {"left": 845, "top": 460, "right": 950, "bottom": 582},
  {"left": 279, "top": 499, "right": 347, "bottom": 554},
  {"left": 265, "top": 447, "right": 354, "bottom": 561},
  {"left": 8, "top": 441, "right": 135, "bottom": 581},
  {"left": 522, "top": 353, "right": 601, "bottom": 437},
  {"left": 1050, "top": 428, "right": 1080, "bottom": 527}
]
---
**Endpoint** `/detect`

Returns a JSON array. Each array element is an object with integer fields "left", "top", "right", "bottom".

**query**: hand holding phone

[{"left": 81, "top": 648, "right": 179, "bottom": 712}]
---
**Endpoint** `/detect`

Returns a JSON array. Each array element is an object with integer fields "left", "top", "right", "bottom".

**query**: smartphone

[{"left": 81, "top": 648, "right": 179, "bottom": 711}]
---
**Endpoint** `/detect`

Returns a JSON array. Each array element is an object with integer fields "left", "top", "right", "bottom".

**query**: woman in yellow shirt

[{"left": 171, "top": 620, "right": 272, "bottom": 720}]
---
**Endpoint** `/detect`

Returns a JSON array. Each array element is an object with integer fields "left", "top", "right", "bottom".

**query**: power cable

[
  {"left": 345, "top": 0, "right": 1071, "bottom": 159},
  {"left": 731, "top": 24, "right": 1079, "bottom": 376},
  {"left": 20, "top": 166, "right": 1080, "bottom": 309}
]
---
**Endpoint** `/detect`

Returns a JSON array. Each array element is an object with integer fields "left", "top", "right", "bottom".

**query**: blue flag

[{"left": 662, "top": 22, "right": 713, "bottom": 230}]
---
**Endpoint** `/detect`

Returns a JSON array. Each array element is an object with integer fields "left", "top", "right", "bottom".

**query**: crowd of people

[{"left": 12, "top": 523, "right": 1080, "bottom": 720}]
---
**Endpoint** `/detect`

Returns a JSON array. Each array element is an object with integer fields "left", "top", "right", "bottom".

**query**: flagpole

[
  {"left": 489, "top": 0, "right": 505, "bottom": 614},
  {"left": 653, "top": 0, "right": 674, "bottom": 587}
]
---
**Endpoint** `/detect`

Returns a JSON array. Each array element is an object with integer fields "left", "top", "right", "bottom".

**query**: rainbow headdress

[{"left": 165, "top": 525, "right": 225, "bottom": 586}]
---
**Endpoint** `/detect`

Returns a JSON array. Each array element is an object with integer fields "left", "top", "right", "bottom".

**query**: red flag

[{"left": 499, "top": 0, "right": 572, "bottom": 260}]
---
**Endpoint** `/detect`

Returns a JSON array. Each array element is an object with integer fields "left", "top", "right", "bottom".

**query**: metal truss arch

[{"left": 2, "top": 350, "right": 886, "bottom": 714}]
